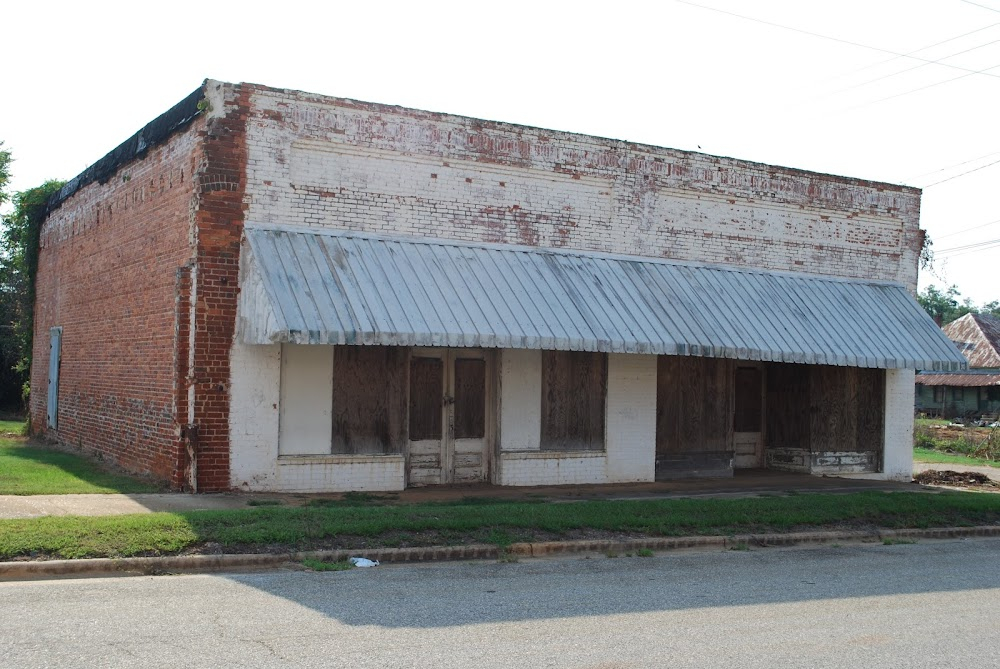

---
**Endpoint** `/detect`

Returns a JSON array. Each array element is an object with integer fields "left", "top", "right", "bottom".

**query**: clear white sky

[{"left": 2, "top": 0, "right": 997, "bottom": 303}]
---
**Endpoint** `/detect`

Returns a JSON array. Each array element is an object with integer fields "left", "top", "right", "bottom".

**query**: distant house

[{"left": 915, "top": 313, "right": 1000, "bottom": 419}]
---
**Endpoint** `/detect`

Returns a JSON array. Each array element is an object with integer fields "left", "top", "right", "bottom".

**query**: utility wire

[
  {"left": 936, "top": 240, "right": 1000, "bottom": 258},
  {"left": 934, "top": 237, "right": 1000, "bottom": 254},
  {"left": 836, "top": 21, "right": 1000, "bottom": 78},
  {"left": 868, "top": 61, "right": 1000, "bottom": 106},
  {"left": 961, "top": 0, "right": 1000, "bottom": 14},
  {"left": 903, "top": 150, "right": 1000, "bottom": 181},
  {"left": 935, "top": 217, "right": 1000, "bottom": 240},
  {"left": 920, "top": 156, "right": 1000, "bottom": 188},
  {"left": 675, "top": 0, "right": 1000, "bottom": 79},
  {"left": 833, "top": 37, "right": 1000, "bottom": 95}
]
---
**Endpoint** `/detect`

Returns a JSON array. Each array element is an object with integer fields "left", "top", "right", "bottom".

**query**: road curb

[{"left": 2, "top": 526, "right": 999, "bottom": 581}]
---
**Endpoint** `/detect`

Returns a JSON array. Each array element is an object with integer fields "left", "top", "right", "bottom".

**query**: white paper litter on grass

[{"left": 349, "top": 557, "right": 380, "bottom": 567}]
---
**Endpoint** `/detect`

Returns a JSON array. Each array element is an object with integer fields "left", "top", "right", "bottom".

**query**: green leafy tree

[
  {"left": 0, "top": 145, "right": 64, "bottom": 412},
  {"left": 0, "top": 143, "right": 10, "bottom": 207},
  {"left": 917, "top": 285, "right": 996, "bottom": 325}
]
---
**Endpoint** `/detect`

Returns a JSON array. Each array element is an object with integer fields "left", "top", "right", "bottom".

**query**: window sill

[
  {"left": 501, "top": 450, "right": 606, "bottom": 460},
  {"left": 277, "top": 454, "right": 404, "bottom": 465}
]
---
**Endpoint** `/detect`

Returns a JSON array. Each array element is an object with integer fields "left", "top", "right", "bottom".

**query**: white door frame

[{"left": 407, "top": 348, "right": 494, "bottom": 485}]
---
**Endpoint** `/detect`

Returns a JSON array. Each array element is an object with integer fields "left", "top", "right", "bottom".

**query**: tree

[
  {"left": 0, "top": 143, "right": 10, "bottom": 207},
  {"left": 917, "top": 285, "right": 996, "bottom": 325},
  {"left": 0, "top": 144, "right": 64, "bottom": 412}
]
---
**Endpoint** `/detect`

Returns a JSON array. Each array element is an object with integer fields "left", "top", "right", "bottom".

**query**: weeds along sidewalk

[{"left": 2, "top": 491, "right": 1000, "bottom": 563}]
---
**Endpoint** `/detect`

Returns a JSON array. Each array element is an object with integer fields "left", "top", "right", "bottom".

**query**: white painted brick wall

[
  {"left": 605, "top": 354, "right": 656, "bottom": 482},
  {"left": 883, "top": 368, "right": 916, "bottom": 481},
  {"left": 276, "top": 455, "right": 405, "bottom": 492},
  {"left": 497, "top": 353, "right": 657, "bottom": 486},
  {"left": 240, "top": 83, "right": 922, "bottom": 292},
  {"left": 499, "top": 349, "right": 541, "bottom": 452},
  {"left": 230, "top": 342, "right": 407, "bottom": 492},
  {"left": 499, "top": 452, "right": 609, "bottom": 486},
  {"left": 228, "top": 342, "right": 281, "bottom": 490}
]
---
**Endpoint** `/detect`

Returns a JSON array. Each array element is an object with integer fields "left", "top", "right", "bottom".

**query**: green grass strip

[
  {"left": 914, "top": 447, "right": 1000, "bottom": 469},
  {"left": 0, "top": 439, "right": 162, "bottom": 495},
  {"left": 2, "top": 491, "right": 998, "bottom": 560}
]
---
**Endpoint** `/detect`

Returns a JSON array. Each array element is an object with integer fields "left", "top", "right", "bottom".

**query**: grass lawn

[
  {"left": 2, "top": 490, "right": 999, "bottom": 560},
  {"left": 913, "top": 447, "right": 1000, "bottom": 469},
  {"left": 0, "top": 435, "right": 163, "bottom": 495}
]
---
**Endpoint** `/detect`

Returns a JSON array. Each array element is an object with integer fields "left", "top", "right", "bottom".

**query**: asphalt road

[{"left": 3, "top": 539, "right": 1000, "bottom": 668}]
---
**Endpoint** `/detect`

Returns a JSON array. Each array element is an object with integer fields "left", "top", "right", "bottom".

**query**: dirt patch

[
  {"left": 925, "top": 425, "right": 994, "bottom": 441},
  {"left": 915, "top": 469, "right": 1000, "bottom": 492}
]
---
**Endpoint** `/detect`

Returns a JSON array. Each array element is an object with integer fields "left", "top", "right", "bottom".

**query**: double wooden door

[{"left": 407, "top": 349, "right": 491, "bottom": 485}]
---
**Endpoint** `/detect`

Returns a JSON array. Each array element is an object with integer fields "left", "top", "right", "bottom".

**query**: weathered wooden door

[
  {"left": 407, "top": 349, "right": 490, "bottom": 485},
  {"left": 733, "top": 366, "right": 764, "bottom": 468}
]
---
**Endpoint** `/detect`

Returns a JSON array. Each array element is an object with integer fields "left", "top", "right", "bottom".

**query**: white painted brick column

[
  {"left": 605, "top": 354, "right": 657, "bottom": 482},
  {"left": 229, "top": 343, "right": 281, "bottom": 490},
  {"left": 499, "top": 349, "right": 542, "bottom": 451},
  {"left": 883, "top": 368, "right": 916, "bottom": 481}
]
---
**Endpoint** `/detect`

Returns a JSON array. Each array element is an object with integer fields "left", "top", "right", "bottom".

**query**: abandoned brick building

[{"left": 30, "top": 80, "right": 967, "bottom": 492}]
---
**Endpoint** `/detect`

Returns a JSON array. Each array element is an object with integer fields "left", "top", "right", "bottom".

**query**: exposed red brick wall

[
  {"left": 30, "top": 120, "right": 205, "bottom": 483},
  {"left": 187, "top": 85, "right": 249, "bottom": 491}
]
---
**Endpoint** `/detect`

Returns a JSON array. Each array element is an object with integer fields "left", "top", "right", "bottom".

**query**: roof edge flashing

[{"left": 46, "top": 83, "right": 208, "bottom": 214}]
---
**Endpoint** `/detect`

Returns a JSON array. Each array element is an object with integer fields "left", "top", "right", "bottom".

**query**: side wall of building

[{"left": 30, "top": 121, "right": 205, "bottom": 483}]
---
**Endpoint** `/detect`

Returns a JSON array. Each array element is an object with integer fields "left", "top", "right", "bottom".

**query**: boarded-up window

[
  {"left": 952, "top": 387, "right": 964, "bottom": 401},
  {"left": 409, "top": 357, "right": 443, "bottom": 441},
  {"left": 766, "top": 363, "right": 885, "bottom": 455},
  {"left": 656, "top": 356, "right": 734, "bottom": 456},
  {"left": 332, "top": 347, "right": 406, "bottom": 454},
  {"left": 454, "top": 358, "right": 486, "bottom": 439},
  {"left": 764, "top": 364, "right": 811, "bottom": 451},
  {"left": 933, "top": 387, "right": 945, "bottom": 403},
  {"left": 733, "top": 367, "right": 762, "bottom": 432},
  {"left": 540, "top": 351, "right": 606, "bottom": 451}
]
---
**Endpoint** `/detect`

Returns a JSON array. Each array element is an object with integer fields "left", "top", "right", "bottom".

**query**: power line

[
  {"left": 859, "top": 61, "right": 1000, "bottom": 108},
  {"left": 961, "top": 0, "right": 1000, "bottom": 14},
  {"left": 935, "top": 217, "right": 1000, "bottom": 240},
  {"left": 675, "top": 0, "right": 1000, "bottom": 79},
  {"left": 837, "top": 21, "right": 1000, "bottom": 78},
  {"left": 833, "top": 37, "right": 1000, "bottom": 95},
  {"left": 937, "top": 240, "right": 1000, "bottom": 258},
  {"left": 920, "top": 156, "right": 1000, "bottom": 188},
  {"left": 903, "top": 150, "right": 1000, "bottom": 181},
  {"left": 935, "top": 237, "right": 1000, "bottom": 254}
]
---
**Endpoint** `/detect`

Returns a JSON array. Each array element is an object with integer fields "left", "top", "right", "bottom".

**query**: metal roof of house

[
  {"left": 915, "top": 373, "right": 1000, "bottom": 387},
  {"left": 943, "top": 312, "right": 1000, "bottom": 369},
  {"left": 237, "top": 227, "right": 969, "bottom": 371}
]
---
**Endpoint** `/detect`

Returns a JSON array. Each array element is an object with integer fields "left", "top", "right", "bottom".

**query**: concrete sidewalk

[{"left": 0, "top": 469, "right": 927, "bottom": 520}]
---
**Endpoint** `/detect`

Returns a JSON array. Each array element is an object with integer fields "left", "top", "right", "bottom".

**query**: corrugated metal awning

[
  {"left": 237, "top": 227, "right": 969, "bottom": 371},
  {"left": 916, "top": 373, "right": 1000, "bottom": 387}
]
